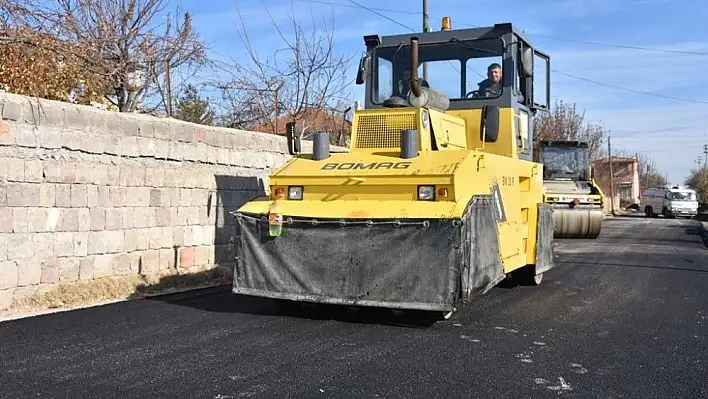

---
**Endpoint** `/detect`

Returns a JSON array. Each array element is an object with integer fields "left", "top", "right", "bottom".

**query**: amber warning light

[{"left": 441, "top": 17, "right": 451, "bottom": 31}]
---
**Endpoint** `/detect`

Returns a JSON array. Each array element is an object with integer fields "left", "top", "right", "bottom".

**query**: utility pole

[
  {"left": 164, "top": 58, "right": 173, "bottom": 117},
  {"left": 422, "top": 0, "right": 429, "bottom": 82},
  {"left": 272, "top": 80, "right": 284, "bottom": 134},
  {"left": 608, "top": 136, "right": 615, "bottom": 215},
  {"left": 703, "top": 144, "right": 708, "bottom": 169},
  {"left": 635, "top": 152, "right": 640, "bottom": 192}
]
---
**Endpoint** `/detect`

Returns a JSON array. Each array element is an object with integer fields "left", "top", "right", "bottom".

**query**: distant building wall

[{"left": 592, "top": 157, "right": 640, "bottom": 206}]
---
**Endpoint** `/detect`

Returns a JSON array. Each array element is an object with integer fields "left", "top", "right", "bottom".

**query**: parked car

[{"left": 639, "top": 185, "right": 699, "bottom": 218}]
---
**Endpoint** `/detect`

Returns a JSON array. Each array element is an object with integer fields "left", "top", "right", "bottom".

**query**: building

[
  {"left": 248, "top": 107, "right": 353, "bottom": 146},
  {"left": 592, "top": 156, "right": 641, "bottom": 208}
]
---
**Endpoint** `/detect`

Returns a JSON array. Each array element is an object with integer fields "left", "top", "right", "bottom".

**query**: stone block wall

[{"left": 0, "top": 92, "right": 344, "bottom": 309}]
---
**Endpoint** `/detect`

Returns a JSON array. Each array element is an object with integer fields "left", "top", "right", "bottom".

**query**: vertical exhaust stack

[
  {"left": 410, "top": 37, "right": 422, "bottom": 98},
  {"left": 312, "top": 131, "right": 330, "bottom": 161},
  {"left": 407, "top": 37, "right": 451, "bottom": 111},
  {"left": 400, "top": 129, "right": 418, "bottom": 159}
]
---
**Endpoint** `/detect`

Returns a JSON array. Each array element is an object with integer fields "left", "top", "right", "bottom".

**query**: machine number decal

[
  {"left": 491, "top": 184, "right": 507, "bottom": 222},
  {"left": 502, "top": 176, "right": 515, "bottom": 186},
  {"left": 321, "top": 162, "right": 411, "bottom": 170}
]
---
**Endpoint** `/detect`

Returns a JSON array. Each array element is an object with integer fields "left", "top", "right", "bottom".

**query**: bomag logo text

[{"left": 320, "top": 162, "right": 412, "bottom": 170}]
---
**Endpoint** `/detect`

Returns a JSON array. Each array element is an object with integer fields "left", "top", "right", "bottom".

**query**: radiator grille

[{"left": 354, "top": 112, "right": 418, "bottom": 149}]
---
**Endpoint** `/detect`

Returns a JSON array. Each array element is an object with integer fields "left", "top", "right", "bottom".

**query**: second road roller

[{"left": 535, "top": 140, "right": 605, "bottom": 238}]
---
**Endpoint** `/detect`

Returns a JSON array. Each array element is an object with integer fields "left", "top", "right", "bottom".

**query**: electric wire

[{"left": 329, "top": 0, "right": 708, "bottom": 104}]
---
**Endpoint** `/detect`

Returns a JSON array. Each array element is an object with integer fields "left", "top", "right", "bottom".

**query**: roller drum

[{"left": 551, "top": 207, "right": 603, "bottom": 238}]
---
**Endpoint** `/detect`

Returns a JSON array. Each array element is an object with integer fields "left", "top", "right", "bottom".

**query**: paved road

[{"left": 1, "top": 216, "right": 707, "bottom": 398}]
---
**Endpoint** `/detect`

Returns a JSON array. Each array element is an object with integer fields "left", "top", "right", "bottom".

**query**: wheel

[
  {"left": 645, "top": 206, "right": 653, "bottom": 218},
  {"left": 532, "top": 273, "right": 543, "bottom": 285},
  {"left": 512, "top": 266, "right": 543, "bottom": 286}
]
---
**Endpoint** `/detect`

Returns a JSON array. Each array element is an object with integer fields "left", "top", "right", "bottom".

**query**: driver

[{"left": 477, "top": 63, "right": 502, "bottom": 96}]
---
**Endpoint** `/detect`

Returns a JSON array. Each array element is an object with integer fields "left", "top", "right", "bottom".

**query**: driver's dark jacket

[{"left": 478, "top": 78, "right": 502, "bottom": 96}]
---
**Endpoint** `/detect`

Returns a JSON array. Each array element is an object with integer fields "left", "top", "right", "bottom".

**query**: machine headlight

[
  {"left": 288, "top": 186, "right": 303, "bottom": 200},
  {"left": 418, "top": 185, "right": 435, "bottom": 201}
]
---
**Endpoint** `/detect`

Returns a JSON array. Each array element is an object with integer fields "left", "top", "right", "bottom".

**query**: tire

[
  {"left": 512, "top": 265, "right": 543, "bottom": 286},
  {"left": 645, "top": 206, "right": 653, "bottom": 218}
]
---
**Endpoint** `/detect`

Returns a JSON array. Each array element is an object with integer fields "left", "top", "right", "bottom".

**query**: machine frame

[{"left": 231, "top": 20, "right": 557, "bottom": 317}]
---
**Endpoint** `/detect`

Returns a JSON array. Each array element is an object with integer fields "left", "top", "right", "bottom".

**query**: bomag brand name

[{"left": 320, "top": 162, "right": 412, "bottom": 170}]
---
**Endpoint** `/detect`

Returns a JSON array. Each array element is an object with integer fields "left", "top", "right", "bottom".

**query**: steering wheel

[{"left": 465, "top": 90, "right": 481, "bottom": 98}]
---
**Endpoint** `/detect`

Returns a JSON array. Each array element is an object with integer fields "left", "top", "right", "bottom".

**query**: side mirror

[
  {"left": 355, "top": 54, "right": 369, "bottom": 85},
  {"left": 480, "top": 105, "right": 500, "bottom": 143},
  {"left": 520, "top": 47, "right": 533, "bottom": 78},
  {"left": 285, "top": 121, "right": 301, "bottom": 155}
]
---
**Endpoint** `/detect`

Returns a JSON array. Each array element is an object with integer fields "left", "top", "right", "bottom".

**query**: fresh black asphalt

[{"left": 1, "top": 215, "right": 707, "bottom": 398}]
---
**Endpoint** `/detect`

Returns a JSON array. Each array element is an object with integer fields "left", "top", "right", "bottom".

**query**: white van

[{"left": 640, "top": 185, "right": 699, "bottom": 218}]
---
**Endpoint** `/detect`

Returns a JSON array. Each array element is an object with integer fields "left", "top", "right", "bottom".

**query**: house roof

[
  {"left": 593, "top": 156, "right": 637, "bottom": 164},
  {"left": 249, "top": 107, "right": 352, "bottom": 135}
]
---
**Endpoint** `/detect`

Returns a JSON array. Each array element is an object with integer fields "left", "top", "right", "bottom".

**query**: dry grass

[{"left": 9, "top": 266, "right": 233, "bottom": 313}]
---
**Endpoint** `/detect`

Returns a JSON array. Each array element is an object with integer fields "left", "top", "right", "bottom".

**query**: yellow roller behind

[{"left": 551, "top": 206, "right": 603, "bottom": 238}]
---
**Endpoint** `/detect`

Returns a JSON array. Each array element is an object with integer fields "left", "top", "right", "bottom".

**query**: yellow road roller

[
  {"left": 232, "top": 21, "right": 556, "bottom": 317},
  {"left": 535, "top": 140, "right": 605, "bottom": 238}
]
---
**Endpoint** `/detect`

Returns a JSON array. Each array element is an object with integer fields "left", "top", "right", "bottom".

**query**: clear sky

[{"left": 185, "top": 0, "right": 708, "bottom": 185}]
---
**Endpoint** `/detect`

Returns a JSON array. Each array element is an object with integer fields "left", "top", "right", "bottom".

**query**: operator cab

[
  {"left": 537, "top": 141, "right": 591, "bottom": 182},
  {"left": 354, "top": 19, "right": 551, "bottom": 160},
  {"left": 355, "top": 20, "right": 550, "bottom": 113}
]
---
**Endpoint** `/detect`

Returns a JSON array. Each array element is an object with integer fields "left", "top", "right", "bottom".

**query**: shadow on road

[
  {"left": 142, "top": 285, "right": 446, "bottom": 328},
  {"left": 630, "top": 237, "right": 704, "bottom": 247},
  {"left": 684, "top": 226, "right": 702, "bottom": 236},
  {"left": 568, "top": 260, "right": 708, "bottom": 274}
]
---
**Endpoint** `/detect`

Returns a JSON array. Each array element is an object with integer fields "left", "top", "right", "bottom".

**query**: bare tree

[
  {"left": 609, "top": 148, "right": 667, "bottom": 190},
  {"left": 0, "top": 0, "right": 207, "bottom": 113},
  {"left": 685, "top": 167, "right": 708, "bottom": 205},
  {"left": 533, "top": 100, "right": 607, "bottom": 161},
  {"left": 209, "top": 1, "right": 355, "bottom": 141}
]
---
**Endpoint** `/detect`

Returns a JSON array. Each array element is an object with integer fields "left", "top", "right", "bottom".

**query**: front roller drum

[{"left": 552, "top": 208, "right": 603, "bottom": 238}]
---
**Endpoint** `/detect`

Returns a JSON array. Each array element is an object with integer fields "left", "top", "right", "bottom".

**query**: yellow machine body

[
  {"left": 239, "top": 108, "right": 544, "bottom": 270},
  {"left": 232, "top": 22, "right": 556, "bottom": 315}
]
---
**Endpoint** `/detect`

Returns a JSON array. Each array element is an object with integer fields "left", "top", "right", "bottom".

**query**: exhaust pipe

[
  {"left": 407, "top": 37, "right": 450, "bottom": 111},
  {"left": 312, "top": 131, "right": 330, "bottom": 160},
  {"left": 400, "top": 129, "right": 418, "bottom": 159},
  {"left": 410, "top": 37, "right": 421, "bottom": 98}
]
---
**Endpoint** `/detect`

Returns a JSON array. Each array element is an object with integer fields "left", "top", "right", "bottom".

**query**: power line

[
  {"left": 293, "top": 0, "right": 419, "bottom": 15},
  {"left": 452, "top": 21, "right": 708, "bottom": 56},
  {"left": 292, "top": 0, "right": 708, "bottom": 56},
  {"left": 344, "top": 0, "right": 478, "bottom": 79},
  {"left": 345, "top": 0, "right": 415, "bottom": 33},
  {"left": 333, "top": 1, "right": 708, "bottom": 104},
  {"left": 551, "top": 69, "right": 708, "bottom": 104},
  {"left": 528, "top": 34, "right": 708, "bottom": 56}
]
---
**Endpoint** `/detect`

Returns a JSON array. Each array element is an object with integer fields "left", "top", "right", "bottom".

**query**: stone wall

[{"left": 0, "top": 92, "right": 345, "bottom": 310}]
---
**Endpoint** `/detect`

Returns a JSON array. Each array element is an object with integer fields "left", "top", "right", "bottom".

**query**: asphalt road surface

[{"left": 1, "top": 216, "right": 707, "bottom": 398}]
